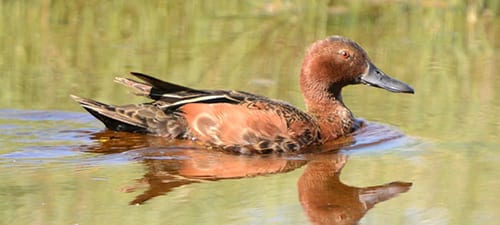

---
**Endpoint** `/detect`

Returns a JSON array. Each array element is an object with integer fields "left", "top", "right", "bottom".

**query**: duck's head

[{"left": 300, "top": 36, "right": 414, "bottom": 104}]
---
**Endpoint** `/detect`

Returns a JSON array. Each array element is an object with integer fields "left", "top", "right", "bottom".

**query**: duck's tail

[{"left": 70, "top": 95, "right": 149, "bottom": 133}]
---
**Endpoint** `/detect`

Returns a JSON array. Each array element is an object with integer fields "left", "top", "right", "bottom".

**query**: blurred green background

[{"left": 2, "top": 0, "right": 498, "bottom": 140}]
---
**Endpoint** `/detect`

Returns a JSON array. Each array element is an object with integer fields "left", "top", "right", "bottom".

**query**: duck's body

[
  {"left": 72, "top": 75, "right": 323, "bottom": 154},
  {"left": 72, "top": 36, "right": 414, "bottom": 154}
]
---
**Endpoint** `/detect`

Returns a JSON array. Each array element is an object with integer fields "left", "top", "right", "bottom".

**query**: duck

[{"left": 71, "top": 35, "right": 414, "bottom": 154}]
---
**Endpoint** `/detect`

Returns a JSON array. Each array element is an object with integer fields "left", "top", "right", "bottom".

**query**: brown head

[{"left": 300, "top": 36, "right": 414, "bottom": 111}]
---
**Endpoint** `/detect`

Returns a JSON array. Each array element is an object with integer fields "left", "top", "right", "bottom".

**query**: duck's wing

[
  {"left": 114, "top": 72, "right": 243, "bottom": 105},
  {"left": 71, "top": 73, "right": 255, "bottom": 136}
]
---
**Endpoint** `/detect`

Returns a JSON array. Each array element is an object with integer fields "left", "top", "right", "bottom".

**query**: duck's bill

[{"left": 360, "top": 62, "right": 415, "bottom": 94}]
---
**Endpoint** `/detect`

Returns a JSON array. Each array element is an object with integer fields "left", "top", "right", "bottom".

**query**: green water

[{"left": 1, "top": 1, "right": 499, "bottom": 225}]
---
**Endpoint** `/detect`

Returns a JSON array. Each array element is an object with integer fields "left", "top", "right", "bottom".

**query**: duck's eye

[{"left": 339, "top": 50, "right": 350, "bottom": 60}]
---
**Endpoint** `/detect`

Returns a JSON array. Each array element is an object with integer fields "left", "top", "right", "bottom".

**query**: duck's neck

[
  {"left": 300, "top": 81, "right": 355, "bottom": 142},
  {"left": 307, "top": 95, "right": 355, "bottom": 141}
]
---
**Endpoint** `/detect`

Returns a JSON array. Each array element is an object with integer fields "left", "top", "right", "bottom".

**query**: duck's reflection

[
  {"left": 81, "top": 131, "right": 411, "bottom": 223},
  {"left": 122, "top": 149, "right": 307, "bottom": 205},
  {"left": 298, "top": 154, "right": 411, "bottom": 225}
]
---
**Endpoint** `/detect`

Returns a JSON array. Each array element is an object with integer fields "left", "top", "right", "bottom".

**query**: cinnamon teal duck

[{"left": 71, "top": 36, "right": 414, "bottom": 154}]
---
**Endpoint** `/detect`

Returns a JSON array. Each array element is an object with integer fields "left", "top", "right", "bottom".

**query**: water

[
  {"left": 0, "top": 110, "right": 418, "bottom": 225},
  {"left": 1, "top": 1, "right": 499, "bottom": 225}
]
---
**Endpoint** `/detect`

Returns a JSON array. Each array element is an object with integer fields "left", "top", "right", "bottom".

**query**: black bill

[{"left": 360, "top": 62, "right": 414, "bottom": 94}]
